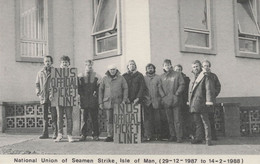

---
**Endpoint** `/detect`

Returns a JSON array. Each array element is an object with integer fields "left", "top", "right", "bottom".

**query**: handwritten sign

[
  {"left": 113, "top": 103, "right": 141, "bottom": 144},
  {"left": 50, "top": 68, "right": 78, "bottom": 107}
]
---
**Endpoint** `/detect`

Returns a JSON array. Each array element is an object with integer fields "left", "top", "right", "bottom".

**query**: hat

[{"left": 107, "top": 64, "right": 117, "bottom": 70}]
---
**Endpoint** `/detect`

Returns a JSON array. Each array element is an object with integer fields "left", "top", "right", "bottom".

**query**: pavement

[{"left": 0, "top": 133, "right": 260, "bottom": 155}]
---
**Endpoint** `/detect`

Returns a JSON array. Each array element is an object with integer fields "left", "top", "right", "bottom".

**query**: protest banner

[
  {"left": 50, "top": 68, "right": 78, "bottom": 107},
  {"left": 113, "top": 103, "right": 141, "bottom": 144}
]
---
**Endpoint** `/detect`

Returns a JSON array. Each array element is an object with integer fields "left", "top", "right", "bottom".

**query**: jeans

[
  {"left": 81, "top": 107, "right": 99, "bottom": 137},
  {"left": 208, "top": 106, "right": 217, "bottom": 139},
  {"left": 165, "top": 106, "right": 183, "bottom": 139},
  {"left": 193, "top": 112, "right": 211, "bottom": 141},
  {"left": 57, "top": 106, "right": 73, "bottom": 136},
  {"left": 42, "top": 103, "right": 57, "bottom": 136}
]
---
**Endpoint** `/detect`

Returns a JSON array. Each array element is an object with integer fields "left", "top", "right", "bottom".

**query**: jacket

[
  {"left": 122, "top": 71, "right": 146, "bottom": 103},
  {"left": 160, "top": 70, "right": 185, "bottom": 108},
  {"left": 188, "top": 70, "right": 215, "bottom": 113},
  {"left": 144, "top": 73, "right": 162, "bottom": 109},
  {"left": 99, "top": 71, "right": 128, "bottom": 109},
  {"left": 205, "top": 71, "right": 221, "bottom": 99},
  {"left": 35, "top": 66, "right": 53, "bottom": 104},
  {"left": 78, "top": 71, "right": 102, "bottom": 108}
]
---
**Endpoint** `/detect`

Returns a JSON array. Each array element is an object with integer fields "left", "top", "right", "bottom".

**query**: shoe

[
  {"left": 79, "top": 135, "right": 87, "bottom": 141},
  {"left": 39, "top": 134, "right": 49, "bottom": 139},
  {"left": 68, "top": 135, "right": 75, "bottom": 143},
  {"left": 168, "top": 136, "right": 177, "bottom": 142},
  {"left": 191, "top": 139, "right": 203, "bottom": 144},
  {"left": 104, "top": 137, "right": 113, "bottom": 142},
  {"left": 93, "top": 136, "right": 99, "bottom": 141},
  {"left": 176, "top": 139, "right": 183, "bottom": 143},
  {"left": 206, "top": 140, "right": 212, "bottom": 146},
  {"left": 52, "top": 134, "right": 57, "bottom": 139},
  {"left": 54, "top": 133, "right": 63, "bottom": 142}
]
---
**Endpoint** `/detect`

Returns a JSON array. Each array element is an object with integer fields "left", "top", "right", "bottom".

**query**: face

[
  {"left": 192, "top": 63, "right": 201, "bottom": 75},
  {"left": 174, "top": 66, "right": 182, "bottom": 73},
  {"left": 109, "top": 68, "right": 117, "bottom": 76},
  {"left": 202, "top": 62, "right": 210, "bottom": 72},
  {"left": 146, "top": 66, "right": 155, "bottom": 74},
  {"left": 85, "top": 62, "right": 93, "bottom": 72},
  {"left": 128, "top": 62, "right": 136, "bottom": 72},
  {"left": 163, "top": 62, "right": 172, "bottom": 72},
  {"left": 60, "top": 60, "right": 70, "bottom": 68},
  {"left": 44, "top": 57, "right": 52, "bottom": 67}
]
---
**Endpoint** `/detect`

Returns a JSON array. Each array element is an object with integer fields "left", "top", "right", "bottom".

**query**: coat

[
  {"left": 206, "top": 72, "right": 221, "bottom": 99},
  {"left": 160, "top": 70, "right": 185, "bottom": 108},
  {"left": 99, "top": 71, "right": 128, "bottom": 109},
  {"left": 35, "top": 66, "right": 53, "bottom": 104},
  {"left": 188, "top": 71, "right": 215, "bottom": 113},
  {"left": 122, "top": 71, "right": 146, "bottom": 103},
  {"left": 143, "top": 73, "right": 162, "bottom": 109},
  {"left": 78, "top": 71, "right": 102, "bottom": 108}
]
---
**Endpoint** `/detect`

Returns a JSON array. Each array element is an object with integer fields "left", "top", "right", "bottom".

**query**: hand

[
  {"left": 133, "top": 98, "right": 139, "bottom": 105},
  {"left": 99, "top": 104, "right": 104, "bottom": 110},
  {"left": 93, "top": 91, "right": 97, "bottom": 97},
  {"left": 49, "top": 95, "right": 53, "bottom": 101}
]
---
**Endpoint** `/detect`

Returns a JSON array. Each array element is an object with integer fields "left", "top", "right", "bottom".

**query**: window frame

[
  {"left": 91, "top": 0, "right": 122, "bottom": 60},
  {"left": 15, "top": 0, "right": 52, "bottom": 63},
  {"left": 178, "top": 0, "right": 216, "bottom": 55},
  {"left": 234, "top": 0, "right": 260, "bottom": 59}
]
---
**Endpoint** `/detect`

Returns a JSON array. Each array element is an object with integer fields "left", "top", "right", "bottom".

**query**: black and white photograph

[{"left": 0, "top": 0, "right": 260, "bottom": 163}]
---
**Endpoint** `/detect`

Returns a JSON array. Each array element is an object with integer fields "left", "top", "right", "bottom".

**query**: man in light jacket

[
  {"left": 99, "top": 64, "right": 128, "bottom": 142},
  {"left": 188, "top": 60, "right": 215, "bottom": 146}
]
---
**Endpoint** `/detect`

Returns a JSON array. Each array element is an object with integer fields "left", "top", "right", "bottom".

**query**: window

[
  {"left": 235, "top": 0, "right": 260, "bottom": 59},
  {"left": 16, "top": 0, "right": 48, "bottom": 62},
  {"left": 179, "top": 0, "right": 216, "bottom": 54},
  {"left": 92, "top": 0, "right": 121, "bottom": 59}
]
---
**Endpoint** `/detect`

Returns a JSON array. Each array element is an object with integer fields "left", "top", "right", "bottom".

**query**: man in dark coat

[
  {"left": 174, "top": 64, "right": 191, "bottom": 139},
  {"left": 202, "top": 60, "right": 221, "bottom": 140},
  {"left": 160, "top": 59, "right": 185, "bottom": 143},
  {"left": 78, "top": 60, "right": 102, "bottom": 141},
  {"left": 188, "top": 60, "right": 215, "bottom": 146},
  {"left": 123, "top": 60, "right": 146, "bottom": 104}
]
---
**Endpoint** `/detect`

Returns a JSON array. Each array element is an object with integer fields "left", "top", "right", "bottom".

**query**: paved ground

[{"left": 0, "top": 134, "right": 260, "bottom": 155}]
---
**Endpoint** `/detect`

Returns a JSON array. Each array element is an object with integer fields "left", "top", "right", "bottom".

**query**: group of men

[
  {"left": 38, "top": 57, "right": 221, "bottom": 146},
  {"left": 77, "top": 59, "right": 220, "bottom": 146}
]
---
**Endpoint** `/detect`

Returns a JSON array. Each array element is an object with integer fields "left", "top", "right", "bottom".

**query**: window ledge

[
  {"left": 16, "top": 57, "right": 43, "bottom": 63},
  {"left": 236, "top": 52, "right": 260, "bottom": 59},
  {"left": 93, "top": 52, "right": 121, "bottom": 60},
  {"left": 181, "top": 47, "right": 216, "bottom": 55}
]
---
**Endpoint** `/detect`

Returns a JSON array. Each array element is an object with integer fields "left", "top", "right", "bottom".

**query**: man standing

[
  {"left": 202, "top": 60, "right": 221, "bottom": 140},
  {"left": 78, "top": 60, "right": 102, "bottom": 141},
  {"left": 99, "top": 64, "right": 128, "bottom": 142},
  {"left": 143, "top": 63, "right": 162, "bottom": 141},
  {"left": 160, "top": 59, "right": 185, "bottom": 143},
  {"left": 174, "top": 64, "right": 191, "bottom": 139},
  {"left": 123, "top": 60, "right": 146, "bottom": 105},
  {"left": 188, "top": 60, "right": 214, "bottom": 146}
]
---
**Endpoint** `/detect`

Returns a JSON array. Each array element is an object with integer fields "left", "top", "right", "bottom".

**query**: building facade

[{"left": 0, "top": 0, "right": 260, "bottom": 136}]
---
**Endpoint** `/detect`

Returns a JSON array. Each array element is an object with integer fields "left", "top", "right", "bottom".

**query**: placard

[
  {"left": 113, "top": 103, "right": 141, "bottom": 144},
  {"left": 50, "top": 68, "right": 78, "bottom": 107}
]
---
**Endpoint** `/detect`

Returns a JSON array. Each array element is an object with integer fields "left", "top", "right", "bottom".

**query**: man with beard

[
  {"left": 143, "top": 63, "right": 163, "bottom": 141},
  {"left": 99, "top": 64, "right": 128, "bottom": 142},
  {"left": 123, "top": 60, "right": 146, "bottom": 105},
  {"left": 188, "top": 60, "right": 214, "bottom": 146},
  {"left": 202, "top": 60, "right": 221, "bottom": 140},
  {"left": 160, "top": 59, "right": 185, "bottom": 143}
]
